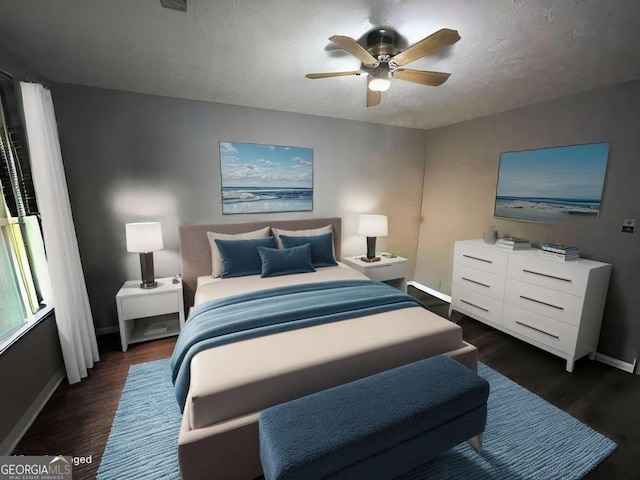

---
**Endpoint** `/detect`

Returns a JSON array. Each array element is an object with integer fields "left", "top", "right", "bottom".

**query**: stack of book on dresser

[
  {"left": 539, "top": 243, "right": 580, "bottom": 261},
  {"left": 495, "top": 236, "right": 531, "bottom": 250}
]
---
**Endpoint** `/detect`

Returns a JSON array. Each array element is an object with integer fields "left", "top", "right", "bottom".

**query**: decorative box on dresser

[{"left": 450, "top": 240, "right": 612, "bottom": 372}]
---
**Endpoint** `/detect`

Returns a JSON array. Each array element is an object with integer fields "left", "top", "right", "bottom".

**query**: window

[
  {"left": 0, "top": 217, "right": 27, "bottom": 339},
  {"left": 0, "top": 71, "right": 50, "bottom": 345}
]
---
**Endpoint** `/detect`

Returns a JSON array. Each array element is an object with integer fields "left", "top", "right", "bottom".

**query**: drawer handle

[
  {"left": 462, "top": 277, "right": 490, "bottom": 288},
  {"left": 463, "top": 254, "right": 493, "bottom": 264},
  {"left": 519, "top": 295, "right": 564, "bottom": 311},
  {"left": 522, "top": 269, "right": 572, "bottom": 283},
  {"left": 515, "top": 320, "right": 560, "bottom": 339},
  {"left": 460, "top": 299, "right": 489, "bottom": 312}
]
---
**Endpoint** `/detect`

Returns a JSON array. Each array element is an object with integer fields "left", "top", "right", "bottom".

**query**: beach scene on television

[
  {"left": 219, "top": 141, "right": 313, "bottom": 214},
  {"left": 495, "top": 143, "right": 609, "bottom": 223}
]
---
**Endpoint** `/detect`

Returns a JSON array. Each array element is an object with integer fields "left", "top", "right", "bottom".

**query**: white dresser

[{"left": 450, "top": 239, "right": 612, "bottom": 372}]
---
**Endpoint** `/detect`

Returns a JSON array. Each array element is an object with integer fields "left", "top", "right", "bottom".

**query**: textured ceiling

[{"left": 1, "top": 0, "right": 640, "bottom": 129}]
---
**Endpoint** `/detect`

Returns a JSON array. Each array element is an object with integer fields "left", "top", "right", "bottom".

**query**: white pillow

[
  {"left": 207, "top": 226, "right": 271, "bottom": 277},
  {"left": 272, "top": 225, "right": 334, "bottom": 250}
]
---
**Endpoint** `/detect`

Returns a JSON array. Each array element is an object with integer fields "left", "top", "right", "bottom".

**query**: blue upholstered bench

[{"left": 259, "top": 355, "right": 489, "bottom": 480}]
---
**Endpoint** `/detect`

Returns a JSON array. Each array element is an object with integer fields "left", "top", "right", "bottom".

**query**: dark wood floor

[
  {"left": 13, "top": 287, "right": 640, "bottom": 479},
  {"left": 12, "top": 334, "right": 176, "bottom": 480}
]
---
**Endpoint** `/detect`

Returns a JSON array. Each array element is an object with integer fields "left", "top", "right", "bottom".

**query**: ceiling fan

[{"left": 305, "top": 28, "right": 460, "bottom": 107}]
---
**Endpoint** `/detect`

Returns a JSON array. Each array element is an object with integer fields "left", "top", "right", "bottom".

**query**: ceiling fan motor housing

[
  {"left": 159, "top": 0, "right": 187, "bottom": 12},
  {"left": 366, "top": 29, "right": 400, "bottom": 60}
]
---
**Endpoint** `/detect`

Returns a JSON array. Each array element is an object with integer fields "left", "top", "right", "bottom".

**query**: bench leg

[{"left": 467, "top": 433, "right": 483, "bottom": 454}]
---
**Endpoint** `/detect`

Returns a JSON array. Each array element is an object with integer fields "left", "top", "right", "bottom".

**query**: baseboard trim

[
  {"left": 594, "top": 353, "right": 636, "bottom": 374},
  {"left": 0, "top": 367, "right": 65, "bottom": 455},
  {"left": 95, "top": 326, "right": 119, "bottom": 336},
  {"left": 407, "top": 281, "right": 452, "bottom": 303}
]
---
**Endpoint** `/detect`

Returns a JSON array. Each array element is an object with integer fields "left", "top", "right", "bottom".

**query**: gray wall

[
  {"left": 0, "top": 45, "right": 48, "bottom": 84},
  {"left": 51, "top": 84, "right": 428, "bottom": 331},
  {"left": 0, "top": 314, "right": 63, "bottom": 450},
  {"left": 415, "top": 80, "right": 640, "bottom": 364},
  {"left": 1, "top": 47, "right": 64, "bottom": 451}
]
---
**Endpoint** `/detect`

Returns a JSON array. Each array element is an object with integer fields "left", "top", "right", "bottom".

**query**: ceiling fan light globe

[{"left": 369, "top": 78, "right": 391, "bottom": 92}]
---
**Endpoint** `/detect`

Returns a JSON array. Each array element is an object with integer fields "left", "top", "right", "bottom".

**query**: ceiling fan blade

[
  {"left": 390, "top": 28, "right": 460, "bottom": 67},
  {"left": 366, "top": 88, "right": 381, "bottom": 108},
  {"left": 329, "top": 35, "right": 379, "bottom": 67},
  {"left": 305, "top": 71, "right": 362, "bottom": 79},
  {"left": 393, "top": 69, "right": 451, "bottom": 86}
]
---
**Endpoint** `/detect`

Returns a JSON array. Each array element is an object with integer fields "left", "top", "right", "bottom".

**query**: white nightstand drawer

[
  {"left": 502, "top": 304, "right": 578, "bottom": 355},
  {"left": 504, "top": 279, "right": 584, "bottom": 327},
  {"left": 121, "top": 291, "right": 180, "bottom": 320},
  {"left": 451, "top": 285, "right": 503, "bottom": 326},
  {"left": 454, "top": 243, "right": 508, "bottom": 276},
  {"left": 365, "top": 262, "right": 407, "bottom": 282},
  {"left": 507, "top": 254, "right": 589, "bottom": 296},
  {"left": 453, "top": 263, "right": 506, "bottom": 301}
]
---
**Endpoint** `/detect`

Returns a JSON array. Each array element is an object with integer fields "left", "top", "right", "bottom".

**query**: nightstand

[
  {"left": 116, "top": 277, "right": 185, "bottom": 352},
  {"left": 342, "top": 254, "right": 408, "bottom": 292}
]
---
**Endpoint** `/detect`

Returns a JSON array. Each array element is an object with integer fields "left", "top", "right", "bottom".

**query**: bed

[{"left": 175, "top": 218, "right": 478, "bottom": 480}]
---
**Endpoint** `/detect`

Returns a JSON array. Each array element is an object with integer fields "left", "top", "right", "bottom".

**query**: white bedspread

[{"left": 187, "top": 262, "right": 467, "bottom": 431}]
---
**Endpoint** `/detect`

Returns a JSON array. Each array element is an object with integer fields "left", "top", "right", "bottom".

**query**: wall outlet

[{"left": 622, "top": 218, "right": 635, "bottom": 233}]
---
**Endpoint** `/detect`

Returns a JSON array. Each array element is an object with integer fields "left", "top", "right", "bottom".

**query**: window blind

[
  {"left": 0, "top": 72, "right": 38, "bottom": 218},
  {"left": 0, "top": 72, "right": 47, "bottom": 342}
]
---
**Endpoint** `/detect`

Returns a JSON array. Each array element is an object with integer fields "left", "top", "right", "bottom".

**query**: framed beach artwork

[
  {"left": 494, "top": 142, "right": 610, "bottom": 223},
  {"left": 219, "top": 141, "right": 313, "bottom": 214}
]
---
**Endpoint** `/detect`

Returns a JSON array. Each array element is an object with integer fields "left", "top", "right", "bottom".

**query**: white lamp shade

[
  {"left": 358, "top": 215, "right": 388, "bottom": 237},
  {"left": 126, "top": 222, "right": 163, "bottom": 253}
]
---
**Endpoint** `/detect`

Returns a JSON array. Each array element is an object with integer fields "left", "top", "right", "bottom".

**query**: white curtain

[{"left": 20, "top": 82, "right": 99, "bottom": 384}]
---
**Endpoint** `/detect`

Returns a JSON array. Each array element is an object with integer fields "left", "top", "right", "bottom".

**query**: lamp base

[
  {"left": 362, "top": 236, "right": 380, "bottom": 262},
  {"left": 360, "top": 256, "right": 381, "bottom": 263},
  {"left": 139, "top": 252, "right": 158, "bottom": 290}
]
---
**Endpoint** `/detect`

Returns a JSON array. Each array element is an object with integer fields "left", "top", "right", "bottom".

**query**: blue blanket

[{"left": 170, "top": 280, "right": 424, "bottom": 411}]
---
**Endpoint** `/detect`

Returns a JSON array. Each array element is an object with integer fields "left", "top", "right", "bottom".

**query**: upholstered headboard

[{"left": 178, "top": 217, "right": 342, "bottom": 310}]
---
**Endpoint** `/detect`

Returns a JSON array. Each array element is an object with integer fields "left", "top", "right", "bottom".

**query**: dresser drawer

[
  {"left": 507, "top": 254, "right": 589, "bottom": 296},
  {"left": 452, "top": 263, "right": 506, "bottom": 301},
  {"left": 120, "top": 291, "right": 180, "bottom": 320},
  {"left": 502, "top": 304, "right": 578, "bottom": 355},
  {"left": 454, "top": 243, "right": 508, "bottom": 276},
  {"left": 364, "top": 262, "right": 406, "bottom": 282},
  {"left": 451, "top": 285, "right": 503, "bottom": 326},
  {"left": 504, "top": 279, "right": 584, "bottom": 327}
]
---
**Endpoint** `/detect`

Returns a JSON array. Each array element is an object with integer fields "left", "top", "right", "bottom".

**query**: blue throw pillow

[
  {"left": 279, "top": 232, "right": 338, "bottom": 267},
  {"left": 258, "top": 244, "right": 316, "bottom": 278},
  {"left": 215, "top": 236, "right": 276, "bottom": 278}
]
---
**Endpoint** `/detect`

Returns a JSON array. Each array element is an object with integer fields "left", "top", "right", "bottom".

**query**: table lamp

[
  {"left": 358, "top": 214, "right": 388, "bottom": 262},
  {"left": 126, "top": 222, "right": 163, "bottom": 289}
]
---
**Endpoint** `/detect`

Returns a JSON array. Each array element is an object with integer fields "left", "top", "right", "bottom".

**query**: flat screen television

[{"left": 494, "top": 142, "right": 610, "bottom": 223}]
